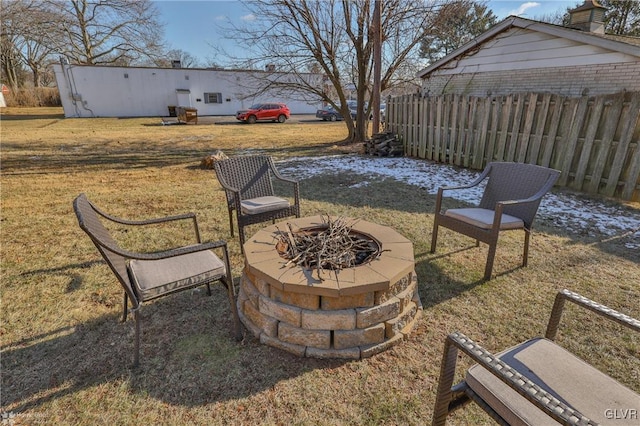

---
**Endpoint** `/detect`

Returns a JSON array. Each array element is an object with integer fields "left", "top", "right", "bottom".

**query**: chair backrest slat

[
  {"left": 214, "top": 155, "right": 275, "bottom": 204},
  {"left": 73, "top": 194, "right": 139, "bottom": 305}
]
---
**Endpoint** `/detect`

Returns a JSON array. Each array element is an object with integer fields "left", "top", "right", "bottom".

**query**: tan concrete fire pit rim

[{"left": 243, "top": 215, "right": 414, "bottom": 298}]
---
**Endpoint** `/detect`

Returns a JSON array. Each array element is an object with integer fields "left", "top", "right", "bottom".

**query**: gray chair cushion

[
  {"left": 129, "top": 250, "right": 225, "bottom": 300},
  {"left": 241, "top": 196, "right": 290, "bottom": 215},
  {"left": 466, "top": 337, "right": 640, "bottom": 426},
  {"left": 444, "top": 208, "right": 524, "bottom": 230}
]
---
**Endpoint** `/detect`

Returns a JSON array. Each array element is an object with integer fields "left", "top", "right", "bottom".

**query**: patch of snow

[{"left": 278, "top": 155, "right": 640, "bottom": 249}]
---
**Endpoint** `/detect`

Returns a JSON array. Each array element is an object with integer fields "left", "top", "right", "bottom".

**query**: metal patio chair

[
  {"left": 213, "top": 155, "right": 300, "bottom": 250},
  {"left": 73, "top": 193, "right": 242, "bottom": 367},
  {"left": 432, "top": 289, "right": 640, "bottom": 425},
  {"left": 430, "top": 162, "right": 560, "bottom": 280}
]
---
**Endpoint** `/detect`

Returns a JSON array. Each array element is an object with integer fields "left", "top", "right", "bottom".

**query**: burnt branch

[{"left": 275, "top": 215, "right": 381, "bottom": 277}]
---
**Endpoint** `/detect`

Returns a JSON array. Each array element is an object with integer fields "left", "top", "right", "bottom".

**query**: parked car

[
  {"left": 236, "top": 103, "right": 290, "bottom": 124},
  {"left": 347, "top": 100, "right": 359, "bottom": 119},
  {"left": 315, "top": 106, "right": 343, "bottom": 121},
  {"left": 347, "top": 100, "right": 374, "bottom": 119}
]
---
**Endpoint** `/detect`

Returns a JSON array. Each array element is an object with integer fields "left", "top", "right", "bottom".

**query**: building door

[{"left": 176, "top": 89, "right": 191, "bottom": 107}]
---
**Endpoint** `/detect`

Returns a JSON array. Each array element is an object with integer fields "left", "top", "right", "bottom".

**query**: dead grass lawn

[{"left": 1, "top": 107, "right": 638, "bottom": 425}]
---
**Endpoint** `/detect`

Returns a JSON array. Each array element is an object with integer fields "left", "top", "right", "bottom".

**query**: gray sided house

[
  {"left": 387, "top": 2, "right": 640, "bottom": 201},
  {"left": 52, "top": 62, "right": 323, "bottom": 118},
  {"left": 418, "top": 16, "right": 640, "bottom": 97}
]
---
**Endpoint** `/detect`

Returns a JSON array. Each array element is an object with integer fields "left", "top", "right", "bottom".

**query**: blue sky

[{"left": 154, "top": 0, "right": 579, "bottom": 65}]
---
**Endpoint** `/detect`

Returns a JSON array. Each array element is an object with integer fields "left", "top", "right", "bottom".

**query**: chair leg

[
  {"left": 484, "top": 241, "right": 498, "bottom": 280},
  {"left": 224, "top": 276, "right": 243, "bottom": 341},
  {"left": 121, "top": 292, "right": 128, "bottom": 322},
  {"left": 206, "top": 283, "right": 212, "bottom": 296},
  {"left": 133, "top": 309, "right": 141, "bottom": 367},
  {"left": 522, "top": 229, "right": 531, "bottom": 267},
  {"left": 238, "top": 224, "right": 246, "bottom": 254},
  {"left": 432, "top": 337, "right": 459, "bottom": 426},
  {"left": 430, "top": 219, "right": 439, "bottom": 253},
  {"left": 228, "top": 208, "right": 234, "bottom": 237}
]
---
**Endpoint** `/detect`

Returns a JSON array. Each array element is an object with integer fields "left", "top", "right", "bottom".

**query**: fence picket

[
  {"left": 442, "top": 95, "right": 451, "bottom": 163},
  {"left": 496, "top": 94, "right": 513, "bottom": 161},
  {"left": 433, "top": 96, "right": 440, "bottom": 161},
  {"left": 507, "top": 94, "right": 525, "bottom": 162},
  {"left": 464, "top": 98, "right": 478, "bottom": 167},
  {"left": 587, "top": 94, "right": 624, "bottom": 193},
  {"left": 427, "top": 96, "right": 436, "bottom": 160},
  {"left": 456, "top": 96, "right": 468, "bottom": 166},
  {"left": 518, "top": 93, "right": 538, "bottom": 163},
  {"left": 604, "top": 92, "right": 640, "bottom": 197},
  {"left": 541, "top": 95, "right": 564, "bottom": 168},
  {"left": 529, "top": 93, "right": 551, "bottom": 164},
  {"left": 573, "top": 96, "right": 605, "bottom": 190},
  {"left": 449, "top": 94, "right": 460, "bottom": 164},
  {"left": 559, "top": 96, "right": 589, "bottom": 186},
  {"left": 486, "top": 96, "right": 502, "bottom": 163},
  {"left": 474, "top": 97, "right": 492, "bottom": 168}
]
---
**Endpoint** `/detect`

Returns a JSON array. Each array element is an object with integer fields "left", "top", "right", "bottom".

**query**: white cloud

[
  {"left": 215, "top": 15, "right": 227, "bottom": 21},
  {"left": 508, "top": 2, "right": 541, "bottom": 16},
  {"left": 241, "top": 13, "right": 256, "bottom": 21}
]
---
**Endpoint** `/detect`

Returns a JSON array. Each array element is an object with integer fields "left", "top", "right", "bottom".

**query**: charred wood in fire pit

[{"left": 275, "top": 215, "right": 382, "bottom": 277}]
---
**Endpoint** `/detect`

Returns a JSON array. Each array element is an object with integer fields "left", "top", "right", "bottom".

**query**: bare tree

[
  {"left": 45, "top": 0, "right": 165, "bottom": 65},
  {"left": 218, "top": 0, "right": 441, "bottom": 143},
  {"left": 1, "top": 0, "right": 59, "bottom": 88},
  {"left": 0, "top": 35, "right": 25, "bottom": 90}
]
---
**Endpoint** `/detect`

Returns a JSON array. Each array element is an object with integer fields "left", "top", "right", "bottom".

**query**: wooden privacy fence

[{"left": 386, "top": 91, "right": 640, "bottom": 201}]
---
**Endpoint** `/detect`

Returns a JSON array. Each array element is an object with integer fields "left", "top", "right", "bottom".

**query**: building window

[{"left": 204, "top": 92, "right": 223, "bottom": 104}]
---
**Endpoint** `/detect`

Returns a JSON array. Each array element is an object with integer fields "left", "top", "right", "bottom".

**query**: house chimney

[{"left": 568, "top": 0, "right": 606, "bottom": 34}]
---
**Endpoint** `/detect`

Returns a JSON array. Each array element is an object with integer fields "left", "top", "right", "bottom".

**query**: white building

[{"left": 52, "top": 61, "right": 324, "bottom": 118}]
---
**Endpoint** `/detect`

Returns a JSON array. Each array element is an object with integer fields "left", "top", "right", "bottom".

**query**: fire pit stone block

[
  {"left": 301, "top": 309, "right": 356, "bottom": 330},
  {"left": 334, "top": 323, "right": 386, "bottom": 349},
  {"left": 278, "top": 322, "right": 331, "bottom": 349}
]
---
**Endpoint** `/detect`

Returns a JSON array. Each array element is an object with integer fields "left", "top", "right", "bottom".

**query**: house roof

[{"left": 417, "top": 16, "right": 640, "bottom": 79}]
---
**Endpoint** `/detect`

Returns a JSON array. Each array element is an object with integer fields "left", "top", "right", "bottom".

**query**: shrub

[{"left": 4, "top": 87, "right": 61, "bottom": 107}]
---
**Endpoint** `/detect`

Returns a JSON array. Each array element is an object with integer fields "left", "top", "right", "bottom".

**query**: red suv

[{"left": 236, "top": 103, "right": 290, "bottom": 124}]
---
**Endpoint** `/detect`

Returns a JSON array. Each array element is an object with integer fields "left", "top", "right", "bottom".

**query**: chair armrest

[
  {"left": 102, "top": 211, "right": 196, "bottom": 226},
  {"left": 434, "top": 168, "right": 491, "bottom": 215},
  {"left": 93, "top": 207, "right": 203, "bottom": 244},
  {"left": 438, "top": 167, "right": 491, "bottom": 193},
  {"left": 270, "top": 167, "right": 299, "bottom": 185},
  {"left": 546, "top": 289, "right": 640, "bottom": 340},
  {"left": 214, "top": 178, "right": 240, "bottom": 194},
  {"left": 97, "top": 239, "right": 229, "bottom": 261},
  {"left": 435, "top": 332, "right": 597, "bottom": 426}
]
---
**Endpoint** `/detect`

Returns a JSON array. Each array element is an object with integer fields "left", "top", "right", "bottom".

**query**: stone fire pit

[{"left": 237, "top": 215, "right": 422, "bottom": 359}]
